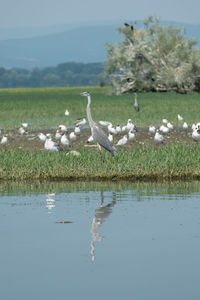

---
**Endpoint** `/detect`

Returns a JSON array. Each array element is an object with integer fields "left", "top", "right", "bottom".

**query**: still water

[{"left": 0, "top": 181, "right": 200, "bottom": 300}]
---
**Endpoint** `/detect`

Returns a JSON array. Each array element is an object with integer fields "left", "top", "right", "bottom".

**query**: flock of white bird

[
  {"left": 36, "top": 110, "right": 200, "bottom": 151},
  {"left": 1, "top": 107, "right": 200, "bottom": 151}
]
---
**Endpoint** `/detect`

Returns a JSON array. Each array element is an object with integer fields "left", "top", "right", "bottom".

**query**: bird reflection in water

[
  {"left": 46, "top": 193, "right": 56, "bottom": 212},
  {"left": 90, "top": 191, "right": 116, "bottom": 262}
]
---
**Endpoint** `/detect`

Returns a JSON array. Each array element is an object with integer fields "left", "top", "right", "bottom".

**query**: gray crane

[
  {"left": 134, "top": 92, "right": 139, "bottom": 112},
  {"left": 79, "top": 91, "right": 116, "bottom": 162}
]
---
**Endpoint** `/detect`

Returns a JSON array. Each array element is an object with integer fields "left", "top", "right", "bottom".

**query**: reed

[{"left": 1, "top": 144, "right": 200, "bottom": 180}]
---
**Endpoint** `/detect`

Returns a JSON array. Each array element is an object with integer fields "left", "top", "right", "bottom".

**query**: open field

[
  {"left": 1, "top": 86, "right": 200, "bottom": 129},
  {"left": 0, "top": 87, "right": 200, "bottom": 181}
]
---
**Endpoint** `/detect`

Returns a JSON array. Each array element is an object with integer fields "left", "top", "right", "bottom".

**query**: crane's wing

[{"left": 92, "top": 123, "right": 116, "bottom": 156}]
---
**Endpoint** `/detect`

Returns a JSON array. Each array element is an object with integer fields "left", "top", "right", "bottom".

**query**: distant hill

[
  {"left": 0, "top": 20, "right": 199, "bottom": 69},
  {"left": 0, "top": 25, "right": 121, "bottom": 69}
]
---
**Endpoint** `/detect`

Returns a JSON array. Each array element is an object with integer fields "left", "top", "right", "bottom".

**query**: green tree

[{"left": 105, "top": 16, "right": 200, "bottom": 94}]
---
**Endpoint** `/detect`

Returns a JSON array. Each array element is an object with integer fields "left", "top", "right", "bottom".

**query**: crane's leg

[{"left": 97, "top": 143, "right": 103, "bottom": 165}]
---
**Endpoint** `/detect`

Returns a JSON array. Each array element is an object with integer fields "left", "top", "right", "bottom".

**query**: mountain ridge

[{"left": 0, "top": 20, "right": 199, "bottom": 69}]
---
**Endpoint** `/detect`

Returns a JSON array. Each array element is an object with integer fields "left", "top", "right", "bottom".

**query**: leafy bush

[{"left": 105, "top": 16, "right": 200, "bottom": 94}]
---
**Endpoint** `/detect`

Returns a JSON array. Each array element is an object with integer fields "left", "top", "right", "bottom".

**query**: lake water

[{"left": 1, "top": 181, "right": 200, "bottom": 300}]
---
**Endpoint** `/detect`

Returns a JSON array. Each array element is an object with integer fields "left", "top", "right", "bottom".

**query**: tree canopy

[{"left": 105, "top": 16, "right": 200, "bottom": 94}]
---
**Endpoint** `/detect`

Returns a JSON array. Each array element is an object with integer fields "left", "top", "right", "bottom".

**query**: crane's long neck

[{"left": 87, "top": 95, "right": 95, "bottom": 127}]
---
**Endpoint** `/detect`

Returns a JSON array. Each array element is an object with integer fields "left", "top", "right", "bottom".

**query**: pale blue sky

[{"left": 0, "top": 0, "right": 199, "bottom": 28}]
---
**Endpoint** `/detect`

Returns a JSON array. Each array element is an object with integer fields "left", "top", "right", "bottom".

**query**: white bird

[
  {"left": 75, "top": 118, "right": 86, "bottom": 127},
  {"left": 128, "top": 130, "right": 136, "bottom": 141},
  {"left": 46, "top": 133, "right": 52, "bottom": 139},
  {"left": 122, "top": 125, "right": 127, "bottom": 133},
  {"left": 177, "top": 114, "right": 183, "bottom": 121},
  {"left": 162, "top": 118, "right": 168, "bottom": 124},
  {"left": 22, "top": 123, "right": 28, "bottom": 128},
  {"left": 192, "top": 127, "right": 200, "bottom": 141},
  {"left": 116, "top": 135, "right": 128, "bottom": 146},
  {"left": 154, "top": 130, "right": 164, "bottom": 144},
  {"left": 108, "top": 133, "right": 113, "bottom": 143},
  {"left": 126, "top": 119, "right": 135, "bottom": 131},
  {"left": 149, "top": 125, "right": 156, "bottom": 134},
  {"left": 183, "top": 122, "right": 189, "bottom": 130},
  {"left": 44, "top": 136, "right": 62, "bottom": 151},
  {"left": 74, "top": 125, "right": 81, "bottom": 135},
  {"left": 87, "top": 135, "right": 94, "bottom": 143},
  {"left": 69, "top": 131, "right": 77, "bottom": 141},
  {"left": 61, "top": 133, "right": 70, "bottom": 147},
  {"left": 1, "top": 134, "right": 8, "bottom": 144},
  {"left": 55, "top": 130, "right": 62, "bottom": 140},
  {"left": 115, "top": 124, "right": 122, "bottom": 135},
  {"left": 38, "top": 132, "right": 46, "bottom": 142},
  {"left": 65, "top": 109, "right": 69, "bottom": 116},
  {"left": 159, "top": 125, "right": 170, "bottom": 133},
  {"left": 167, "top": 122, "right": 174, "bottom": 131},
  {"left": 18, "top": 127, "right": 26, "bottom": 135},
  {"left": 192, "top": 124, "right": 197, "bottom": 131},
  {"left": 99, "top": 121, "right": 111, "bottom": 126},
  {"left": 108, "top": 123, "right": 117, "bottom": 135},
  {"left": 58, "top": 125, "right": 68, "bottom": 133}
]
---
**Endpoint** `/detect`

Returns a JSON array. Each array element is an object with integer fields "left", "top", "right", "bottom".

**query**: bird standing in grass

[
  {"left": 154, "top": 130, "right": 164, "bottom": 144},
  {"left": 117, "top": 135, "right": 128, "bottom": 146},
  {"left": 134, "top": 93, "right": 139, "bottom": 112},
  {"left": 1, "top": 134, "right": 8, "bottom": 145},
  {"left": 79, "top": 91, "right": 116, "bottom": 162},
  {"left": 44, "top": 135, "right": 62, "bottom": 151}
]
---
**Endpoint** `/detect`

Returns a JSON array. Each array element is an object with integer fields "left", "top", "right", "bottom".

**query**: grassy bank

[
  {"left": 0, "top": 86, "right": 200, "bottom": 181},
  {"left": 1, "top": 144, "right": 200, "bottom": 181}
]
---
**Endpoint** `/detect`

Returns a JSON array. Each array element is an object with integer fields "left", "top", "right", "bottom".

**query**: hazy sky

[{"left": 0, "top": 0, "right": 199, "bottom": 28}]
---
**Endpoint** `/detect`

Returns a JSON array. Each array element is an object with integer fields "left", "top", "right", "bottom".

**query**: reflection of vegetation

[
  {"left": 1, "top": 144, "right": 200, "bottom": 181},
  {"left": 1, "top": 179, "right": 200, "bottom": 197}
]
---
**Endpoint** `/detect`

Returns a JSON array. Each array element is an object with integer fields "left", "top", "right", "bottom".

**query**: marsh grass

[
  {"left": 1, "top": 87, "right": 200, "bottom": 181},
  {"left": 1, "top": 143, "right": 200, "bottom": 180},
  {"left": 0, "top": 87, "right": 200, "bottom": 129}
]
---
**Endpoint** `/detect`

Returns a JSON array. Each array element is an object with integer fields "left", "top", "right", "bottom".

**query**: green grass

[
  {"left": 0, "top": 86, "right": 200, "bottom": 129},
  {"left": 1, "top": 144, "right": 200, "bottom": 181},
  {"left": 1, "top": 86, "right": 200, "bottom": 181}
]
